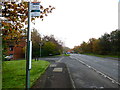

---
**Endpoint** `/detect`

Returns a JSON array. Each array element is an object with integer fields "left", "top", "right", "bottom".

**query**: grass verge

[
  {"left": 64, "top": 54, "right": 70, "bottom": 56},
  {"left": 83, "top": 53, "right": 120, "bottom": 58},
  {"left": 2, "top": 60, "right": 50, "bottom": 88}
]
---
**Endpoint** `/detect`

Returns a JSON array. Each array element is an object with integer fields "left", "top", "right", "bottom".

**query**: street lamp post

[{"left": 39, "top": 42, "right": 43, "bottom": 58}]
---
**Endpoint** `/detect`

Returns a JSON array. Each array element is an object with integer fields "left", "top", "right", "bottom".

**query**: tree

[
  {"left": 110, "top": 29, "right": 120, "bottom": 55},
  {"left": 2, "top": 2, "right": 54, "bottom": 42},
  {"left": 87, "top": 38, "right": 96, "bottom": 53},
  {"left": 2, "top": 1, "right": 55, "bottom": 41},
  {"left": 31, "top": 31, "right": 63, "bottom": 57},
  {"left": 2, "top": 1, "right": 55, "bottom": 56},
  {"left": 73, "top": 46, "right": 80, "bottom": 53},
  {"left": 92, "top": 39, "right": 101, "bottom": 54},
  {"left": 80, "top": 41, "right": 88, "bottom": 53},
  {"left": 42, "top": 41, "right": 56, "bottom": 56},
  {"left": 72, "top": 30, "right": 120, "bottom": 56},
  {"left": 31, "top": 28, "right": 41, "bottom": 58},
  {"left": 42, "top": 35, "right": 63, "bottom": 56},
  {"left": 99, "top": 33, "right": 111, "bottom": 55}
]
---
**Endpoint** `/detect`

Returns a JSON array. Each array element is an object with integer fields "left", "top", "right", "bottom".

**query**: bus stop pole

[{"left": 26, "top": 1, "right": 31, "bottom": 89}]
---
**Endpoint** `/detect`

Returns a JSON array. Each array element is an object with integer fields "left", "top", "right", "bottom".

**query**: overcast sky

[{"left": 32, "top": 0, "right": 118, "bottom": 49}]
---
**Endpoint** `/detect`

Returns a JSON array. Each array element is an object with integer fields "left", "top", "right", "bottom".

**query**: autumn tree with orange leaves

[
  {"left": 2, "top": 1, "right": 55, "bottom": 43},
  {"left": 1, "top": 1, "right": 55, "bottom": 56},
  {"left": 73, "top": 29, "right": 120, "bottom": 56}
]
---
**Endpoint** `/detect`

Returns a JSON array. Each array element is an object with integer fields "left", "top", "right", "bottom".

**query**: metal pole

[
  {"left": 26, "top": 1, "right": 31, "bottom": 89},
  {"left": 40, "top": 43, "right": 42, "bottom": 57},
  {"left": 40, "top": 44, "right": 41, "bottom": 57}
]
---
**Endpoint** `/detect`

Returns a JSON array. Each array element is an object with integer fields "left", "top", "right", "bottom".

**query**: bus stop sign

[{"left": 31, "top": 2, "right": 40, "bottom": 17}]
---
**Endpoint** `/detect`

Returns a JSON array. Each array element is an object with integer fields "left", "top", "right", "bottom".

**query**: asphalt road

[
  {"left": 39, "top": 54, "right": 119, "bottom": 88},
  {"left": 70, "top": 54, "right": 119, "bottom": 82},
  {"left": 61, "top": 54, "right": 119, "bottom": 88}
]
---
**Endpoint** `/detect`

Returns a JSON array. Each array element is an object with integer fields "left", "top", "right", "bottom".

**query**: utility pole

[{"left": 26, "top": 1, "right": 32, "bottom": 89}]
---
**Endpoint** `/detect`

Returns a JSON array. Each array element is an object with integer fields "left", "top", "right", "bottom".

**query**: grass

[
  {"left": 64, "top": 54, "right": 70, "bottom": 56},
  {"left": 2, "top": 60, "right": 50, "bottom": 88},
  {"left": 41, "top": 54, "right": 63, "bottom": 58},
  {"left": 54, "top": 54, "right": 63, "bottom": 57},
  {"left": 49, "top": 54, "right": 63, "bottom": 57},
  {"left": 83, "top": 53, "right": 120, "bottom": 58}
]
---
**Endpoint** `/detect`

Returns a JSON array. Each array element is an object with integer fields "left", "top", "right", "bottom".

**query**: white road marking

[
  {"left": 53, "top": 68, "right": 63, "bottom": 72},
  {"left": 66, "top": 64, "right": 76, "bottom": 88},
  {"left": 56, "top": 57, "right": 64, "bottom": 62}
]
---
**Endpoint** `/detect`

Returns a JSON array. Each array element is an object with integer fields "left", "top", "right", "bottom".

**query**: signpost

[{"left": 26, "top": 2, "right": 40, "bottom": 89}]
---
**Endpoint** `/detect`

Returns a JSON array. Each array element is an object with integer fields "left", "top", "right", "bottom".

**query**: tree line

[
  {"left": 31, "top": 28, "right": 63, "bottom": 59},
  {"left": 73, "top": 29, "right": 120, "bottom": 56}
]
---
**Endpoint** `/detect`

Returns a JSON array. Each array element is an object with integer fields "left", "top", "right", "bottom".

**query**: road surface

[
  {"left": 69, "top": 54, "right": 119, "bottom": 81},
  {"left": 40, "top": 54, "right": 119, "bottom": 88},
  {"left": 61, "top": 54, "right": 119, "bottom": 88}
]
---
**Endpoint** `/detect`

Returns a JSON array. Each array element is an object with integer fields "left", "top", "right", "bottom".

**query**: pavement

[{"left": 32, "top": 61, "right": 74, "bottom": 88}]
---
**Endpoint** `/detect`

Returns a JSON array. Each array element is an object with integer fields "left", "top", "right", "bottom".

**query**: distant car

[
  {"left": 5, "top": 56, "right": 13, "bottom": 61},
  {"left": 66, "top": 52, "right": 70, "bottom": 54}
]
